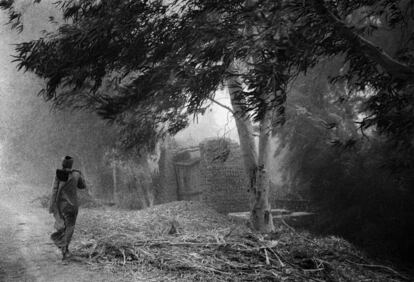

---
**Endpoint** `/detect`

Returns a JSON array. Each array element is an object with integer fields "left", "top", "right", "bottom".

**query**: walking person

[{"left": 49, "top": 156, "right": 86, "bottom": 260}]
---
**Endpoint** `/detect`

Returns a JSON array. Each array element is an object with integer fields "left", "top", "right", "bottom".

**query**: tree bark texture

[
  {"left": 227, "top": 77, "right": 274, "bottom": 232},
  {"left": 251, "top": 110, "right": 275, "bottom": 232}
]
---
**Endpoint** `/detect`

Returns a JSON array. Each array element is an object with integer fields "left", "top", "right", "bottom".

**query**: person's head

[{"left": 62, "top": 156, "right": 74, "bottom": 169}]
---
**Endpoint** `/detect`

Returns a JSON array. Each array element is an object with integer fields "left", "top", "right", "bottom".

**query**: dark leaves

[
  {"left": 3, "top": 0, "right": 414, "bottom": 150},
  {"left": 0, "top": 0, "right": 14, "bottom": 9}
]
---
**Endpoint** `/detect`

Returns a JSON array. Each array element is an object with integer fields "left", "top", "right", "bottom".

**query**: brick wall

[
  {"left": 155, "top": 138, "right": 290, "bottom": 213},
  {"left": 198, "top": 139, "right": 251, "bottom": 213}
]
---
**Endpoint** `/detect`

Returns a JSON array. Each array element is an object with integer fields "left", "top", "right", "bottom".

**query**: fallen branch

[
  {"left": 346, "top": 260, "right": 410, "bottom": 281},
  {"left": 280, "top": 218, "right": 318, "bottom": 246}
]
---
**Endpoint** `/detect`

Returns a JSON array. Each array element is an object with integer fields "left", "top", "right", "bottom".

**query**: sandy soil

[{"left": 0, "top": 178, "right": 135, "bottom": 282}]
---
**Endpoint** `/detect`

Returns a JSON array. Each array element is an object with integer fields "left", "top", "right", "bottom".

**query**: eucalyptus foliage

[{"left": 1, "top": 0, "right": 413, "bottom": 150}]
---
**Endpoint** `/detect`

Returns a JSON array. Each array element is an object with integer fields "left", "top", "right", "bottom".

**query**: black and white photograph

[{"left": 0, "top": 0, "right": 413, "bottom": 281}]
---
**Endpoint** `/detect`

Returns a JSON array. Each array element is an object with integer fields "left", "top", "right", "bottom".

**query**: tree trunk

[
  {"left": 251, "top": 110, "right": 274, "bottom": 232},
  {"left": 228, "top": 77, "right": 258, "bottom": 188},
  {"left": 78, "top": 156, "right": 93, "bottom": 194},
  {"left": 227, "top": 0, "right": 275, "bottom": 232},
  {"left": 227, "top": 77, "right": 274, "bottom": 232},
  {"left": 140, "top": 159, "right": 155, "bottom": 208},
  {"left": 137, "top": 176, "right": 149, "bottom": 209},
  {"left": 112, "top": 161, "right": 118, "bottom": 203}
]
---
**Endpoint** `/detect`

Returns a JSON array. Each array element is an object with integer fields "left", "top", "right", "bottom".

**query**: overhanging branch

[
  {"left": 315, "top": 0, "right": 414, "bottom": 81},
  {"left": 207, "top": 97, "right": 235, "bottom": 114}
]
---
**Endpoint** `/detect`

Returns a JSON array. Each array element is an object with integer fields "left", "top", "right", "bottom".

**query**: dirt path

[{"left": 0, "top": 179, "right": 133, "bottom": 282}]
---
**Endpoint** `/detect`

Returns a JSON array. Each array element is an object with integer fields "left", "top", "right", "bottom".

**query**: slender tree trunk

[
  {"left": 137, "top": 177, "right": 148, "bottom": 209},
  {"left": 78, "top": 156, "right": 93, "bottom": 195},
  {"left": 227, "top": 77, "right": 274, "bottom": 232},
  {"left": 251, "top": 110, "right": 274, "bottom": 232},
  {"left": 228, "top": 77, "right": 258, "bottom": 187},
  {"left": 141, "top": 159, "right": 155, "bottom": 208},
  {"left": 226, "top": 0, "right": 275, "bottom": 232},
  {"left": 112, "top": 161, "right": 118, "bottom": 203}
]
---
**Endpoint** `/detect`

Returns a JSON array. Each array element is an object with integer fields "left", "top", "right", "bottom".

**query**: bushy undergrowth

[
  {"left": 279, "top": 70, "right": 414, "bottom": 264},
  {"left": 300, "top": 138, "right": 414, "bottom": 262}
]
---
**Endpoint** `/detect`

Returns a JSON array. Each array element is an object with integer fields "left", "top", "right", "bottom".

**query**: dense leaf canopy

[{"left": 1, "top": 0, "right": 413, "bottom": 149}]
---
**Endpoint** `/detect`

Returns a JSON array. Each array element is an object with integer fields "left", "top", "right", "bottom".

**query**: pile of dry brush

[{"left": 71, "top": 201, "right": 409, "bottom": 281}]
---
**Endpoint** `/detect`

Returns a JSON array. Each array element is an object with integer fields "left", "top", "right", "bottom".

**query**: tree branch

[
  {"left": 315, "top": 0, "right": 414, "bottom": 81},
  {"left": 207, "top": 97, "right": 235, "bottom": 114}
]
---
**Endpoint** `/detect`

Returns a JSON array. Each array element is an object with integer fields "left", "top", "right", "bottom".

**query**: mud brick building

[
  {"left": 155, "top": 138, "right": 252, "bottom": 213},
  {"left": 118, "top": 137, "right": 306, "bottom": 213}
]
